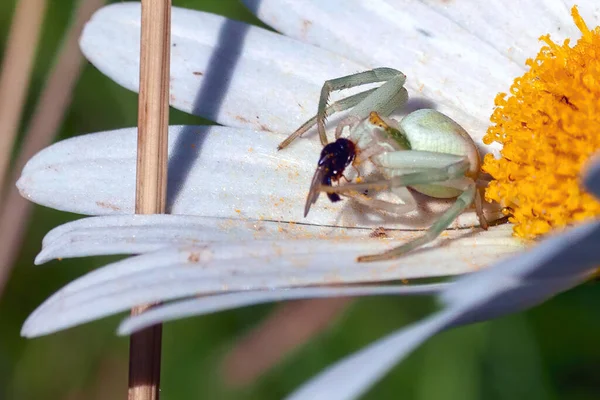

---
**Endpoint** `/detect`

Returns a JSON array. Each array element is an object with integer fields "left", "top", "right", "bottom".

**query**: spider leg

[
  {"left": 320, "top": 157, "right": 470, "bottom": 195},
  {"left": 354, "top": 143, "right": 389, "bottom": 165},
  {"left": 334, "top": 115, "right": 362, "bottom": 139},
  {"left": 316, "top": 68, "right": 408, "bottom": 145},
  {"left": 475, "top": 188, "right": 489, "bottom": 230},
  {"left": 438, "top": 176, "right": 488, "bottom": 230},
  {"left": 357, "top": 182, "right": 477, "bottom": 262},
  {"left": 277, "top": 88, "right": 377, "bottom": 150},
  {"left": 344, "top": 186, "right": 416, "bottom": 215}
]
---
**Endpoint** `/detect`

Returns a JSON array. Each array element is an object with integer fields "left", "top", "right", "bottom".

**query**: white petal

[
  {"left": 22, "top": 226, "right": 520, "bottom": 337},
  {"left": 288, "top": 277, "right": 585, "bottom": 400},
  {"left": 117, "top": 283, "right": 449, "bottom": 335},
  {"left": 121, "top": 217, "right": 599, "bottom": 334},
  {"left": 39, "top": 214, "right": 495, "bottom": 264},
  {"left": 288, "top": 274, "right": 581, "bottom": 400},
  {"left": 287, "top": 307, "right": 460, "bottom": 400},
  {"left": 243, "top": 0, "right": 525, "bottom": 143},
  {"left": 80, "top": 2, "right": 366, "bottom": 133},
  {"left": 35, "top": 214, "right": 384, "bottom": 264},
  {"left": 287, "top": 220, "right": 600, "bottom": 400},
  {"left": 447, "top": 276, "right": 584, "bottom": 327},
  {"left": 417, "top": 0, "right": 576, "bottom": 65},
  {"left": 443, "top": 220, "right": 600, "bottom": 308},
  {"left": 18, "top": 126, "right": 503, "bottom": 228},
  {"left": 39, "top": 214, "right": 513, "bottom": 264}
]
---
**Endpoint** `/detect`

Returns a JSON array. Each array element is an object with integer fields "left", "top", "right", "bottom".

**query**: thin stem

[
  {"left": 0, "top": 0, "right": 105, "bottom": 295},
  {"left": 129, "top": 0, "right": 171, "bottom": 399},
  {"left": 222, "top": 298, "right": 352, "bottom": 386},
  {"left": 0, "top": 0, "right": 47, "bottom": 202}
]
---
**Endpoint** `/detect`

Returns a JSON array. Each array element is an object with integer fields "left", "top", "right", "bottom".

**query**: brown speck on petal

[
  {"left": 369, "top": 227, "right": 389, "bottom": 238},
  {"left": 300, "top": 19, "right": 312, "bottom": 38},
  {"left": 259, "top": 123, "right": 273, "bottom": 133},
  {"left": 187, "top": 252, "right": 200, "bottom": 263},
  {"left": 95, "top": 201, "right": 121, "bottom": 211}
]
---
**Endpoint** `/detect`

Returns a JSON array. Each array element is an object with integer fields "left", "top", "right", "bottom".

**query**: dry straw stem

[
  {"left": 0, "top": 0, "right": 105, "bottom": 294},
  {"left": 222, "top": 298, "right": 352, "bottom": 386},
  {"left": 129, "top": 0, "right": 171, "bottom": 399},
  {"left": 135, "top": 0, "right": 170, "bottom": 215},
  {"left": 0, "top": 0, "right": 47, "bottom": 202}
]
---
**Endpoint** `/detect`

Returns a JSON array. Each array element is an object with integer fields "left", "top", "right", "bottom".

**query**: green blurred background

[{"left": 1, "top": 1, "right": 599, "bottom": 399}]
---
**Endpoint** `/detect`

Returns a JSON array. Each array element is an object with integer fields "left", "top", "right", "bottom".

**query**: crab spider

[{"left": 278, "top": 68, "right": 488, "bottom": 262}]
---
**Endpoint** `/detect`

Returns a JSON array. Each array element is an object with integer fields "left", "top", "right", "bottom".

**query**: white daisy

[{"left": 17, "top": 1, "right": 600, "bottom": 399}]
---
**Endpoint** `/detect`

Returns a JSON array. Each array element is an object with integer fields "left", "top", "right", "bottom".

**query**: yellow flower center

[{"left": 482, "top": 6, "right": 600, "bottom": 239}]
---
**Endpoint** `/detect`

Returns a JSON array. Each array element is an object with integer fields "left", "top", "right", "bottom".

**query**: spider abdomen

[{"left": 401, "top": 109, "right": 481, "bottom": 179}]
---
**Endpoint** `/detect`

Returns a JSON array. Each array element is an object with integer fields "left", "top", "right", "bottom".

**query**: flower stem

[
  {"left": 129, "top": 0, "right": 171, "bottom": 399},
  {"left": 222, "top": 298, "right": 352, "bottom": 385},
  {"left": 0, "top": 0, "right": 104, "bottom": 295},
  {"left": 0, "top": 0, "right": 47, "bottom": 202}
]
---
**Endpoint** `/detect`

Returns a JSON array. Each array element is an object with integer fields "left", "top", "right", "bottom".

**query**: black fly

[{"left": 304, "top": 138, "right": 356, "bottom": 217}]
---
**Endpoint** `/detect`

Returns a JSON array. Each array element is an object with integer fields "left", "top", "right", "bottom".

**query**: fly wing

[{"left": 304, "top": 164, "right": 330, "bottom": 217}]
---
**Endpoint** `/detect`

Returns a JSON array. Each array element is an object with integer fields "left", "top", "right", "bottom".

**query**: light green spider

[{"left": 278, "top": 68, "right": 488, "bottom": 262}]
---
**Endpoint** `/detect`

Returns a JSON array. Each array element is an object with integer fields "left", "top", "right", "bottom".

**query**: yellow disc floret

[{"left": 482, "top": 6, "right": 600, "bottom": 239}]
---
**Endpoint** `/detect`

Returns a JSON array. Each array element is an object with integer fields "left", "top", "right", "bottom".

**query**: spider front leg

[
  {"left": 318, "top": 68, "right": 409, "bottom": 145},
  {"left": 343, "top": 186, "right": 417, "bottom": 216},
  {"left": 277, "top": 89, "right": 376, "bottom": 150},
  {"left": 278, "top": 68, "right": 408, "bottom": 149},
  {"left": 320, "top": 153, "right": 471, "bottom": 195}
]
